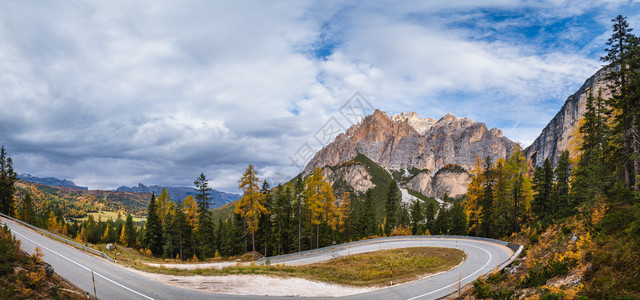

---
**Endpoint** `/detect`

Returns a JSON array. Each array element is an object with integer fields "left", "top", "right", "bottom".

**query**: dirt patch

[{"left": 126, "top": 267, "right": 372, "bottom": 297}]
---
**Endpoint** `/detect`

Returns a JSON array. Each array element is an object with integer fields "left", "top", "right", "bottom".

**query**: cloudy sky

[{"left": 1, "top": 1, "right": 639, "bottom": 192}]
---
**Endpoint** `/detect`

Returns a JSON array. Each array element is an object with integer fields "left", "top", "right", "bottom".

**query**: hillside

[
  {"left": 14, "top": 180, "right": 150, "bottom": 218},
  {"left": 0, "top": 224, "right": 85, "bottom": 299}
]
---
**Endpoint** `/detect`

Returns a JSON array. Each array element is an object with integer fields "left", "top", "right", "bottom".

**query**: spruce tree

[
  {"left": 553, "top": 151, "right": 571, "bottom": 216},
  {"left": 0, "top": 146, "right": 17, "bottom": 217},
  {"left": 602, "top": 15, "right": 639, "bottom": 189},
  {"left": 361, "top": 190, "right": 376, "bottom": 237},
  {"left": 384, "top": 180, "right": 402, "bottom": 235},
  {"left": 124, "top": 214, "right": 136, "bottom": 247},
  {"left": 480, "top": 156, "right": 495, "bottom": 237},
  {"left": 18, "top": 192, "right": 35, "bottom": 224},
  {"left": 143, "top": 193, "right": 164, "bottom": 255},
  {"left": 410, "top": 199, "right": 423, "bottom": 235},
  {"left": 172, "top": 200, "right": 192, "bottom": 261},
  {"left": 194, "top": 173, "right": 215, "bottom": 257}
]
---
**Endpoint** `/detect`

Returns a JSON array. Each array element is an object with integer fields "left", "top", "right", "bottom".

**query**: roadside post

[{"left": 92, "top": 270, "right": 97, "bottom": 299}]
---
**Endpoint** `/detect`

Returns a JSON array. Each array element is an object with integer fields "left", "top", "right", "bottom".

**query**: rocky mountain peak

[
  {"left": 391, "top": 112, "right": 437, "bottom": 135},
  {"left": 304, "top": 110, "right": 515, "bottom": 198},
  {"left": 525, "top": 67, "right": 612, "bottom": 167}
]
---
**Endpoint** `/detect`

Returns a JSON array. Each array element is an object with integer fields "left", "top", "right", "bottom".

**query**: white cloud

[{"left": 1, "top": 0, "right": 638, "bottom": 191}]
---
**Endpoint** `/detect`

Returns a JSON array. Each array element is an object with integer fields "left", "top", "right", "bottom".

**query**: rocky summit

[
  {"left": 525, "top": 67, "right": 611, "bottom": 167},
  {"left": 304, "top": 109, "right": 516, "bottom": 198}
]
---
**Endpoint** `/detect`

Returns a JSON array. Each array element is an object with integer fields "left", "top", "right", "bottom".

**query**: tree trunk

[
  {"left": 316, "top": 224, "right": 320, "bottom": 249},
  {"left": 298, "top": 201, "right": 301, "bottom": 252},
  {"left": 633, "top": 114, "right": 640, "bottom": 191},
  {"left": 252, "top": 232, "right": 255, "bottom": 253}
]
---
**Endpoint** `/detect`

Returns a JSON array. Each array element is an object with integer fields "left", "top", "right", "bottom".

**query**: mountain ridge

[
  {"left": 525, "top": 67, "right": 611, "bottom": 167},
  {"left": 115, "top": 183, "right": 241, "bottom": 208},
  {"left": 304, "top": 109, "right": 516, "bottom": 198},
  {"left": 18, "top": 173, "right": 89, "bottom": 190}
]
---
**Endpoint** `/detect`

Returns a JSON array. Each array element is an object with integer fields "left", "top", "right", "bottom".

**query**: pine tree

[
  {"left": 384, "top": 180, "right": 402, "bottom": 235},
  {"left": 572, "top": 88, "right": 612, "bottom": 205},
  {"left": 194, "top": 173, "right": 213, "bottom": 211},
  {"left": 273, "top": 185, "right": 293, "bottom": 255},
  {"left": 235, "top": 164, "right": 269, "bottom": 253},
  {"left": 18, "top": 192, "right": 35, "bottom": 224},
  {"left": 480, "top": 156, "right": 495, "bottom": 237},
  {"left": 124, "top": 214, "right": 136, "bottom": 247},
  {"left": 425, "top": 202, "right": 436, "bottom": 231},
  {"left": 532, "top": 159, "right": 554, "bottom": 219},
  {"left": 553, "top": 150, "right": 571, "bottom": 216},
  {"left": 602, "top": 15, "right": 639, "bottom": 189},
  {"left": 257, "top": 181, "right": 273, "bottom": 256},
  {"left": 293, "top": 175, "right": 304, "bottom": 252},
  {"left": 0, "top": 146, "right": 17, "bottom": 217},
  {"left": 410, "top": 199, "right": 423, "bottom": 235},
  {"left": 172, "top": 199, "right": 192, "bottom": 261},
  {"left": 450, "top": 201, "right": 468, "bottom": 235},
  {"left": 194, "top": 173, "right": 215, "bottom": 257},
  {"left": 162, "top": 212, "right": 175, "bottom": 259},
  {"left": 143, "top": 193, "right": 164, "bottom": 255},
  {"left": 361, "top": 190, "right": 376, "bottom": 237}
]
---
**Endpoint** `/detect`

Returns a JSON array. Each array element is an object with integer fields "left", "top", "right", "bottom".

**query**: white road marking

[
  {"left": 406, "top": 243, "right": 493, "bottom": 300},
  {"left": 8, "top": 223, "right": 155, "bottom": 300}
]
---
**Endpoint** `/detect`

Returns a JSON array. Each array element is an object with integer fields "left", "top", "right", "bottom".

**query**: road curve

[{"left": 2, "top": 217, "right": 518, "bottom": 300}]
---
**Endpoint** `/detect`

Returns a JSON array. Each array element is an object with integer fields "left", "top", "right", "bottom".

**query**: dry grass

[{"left": 126, "top": 247, "right": 465, "bottom": 287}]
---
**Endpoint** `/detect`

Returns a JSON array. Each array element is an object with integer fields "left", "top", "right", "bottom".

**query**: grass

[
  {"left": 72, "top": 210, "right": 146, "bottom": 222},
  {"left": 122, "top": 247, "right": 465, "bottom": 287},
  {"left": 407, "top": 189, "right": 441, "bottom": 210}
]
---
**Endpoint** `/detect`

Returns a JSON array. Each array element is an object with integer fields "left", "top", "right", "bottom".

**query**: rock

[
  {"left": 37, "top": 262, "right": 54, "bottom": 277},
  {"left": 322, "top": 163, "right": 375, "bottom": 193},
  {"left": 305, "top": 109, "right": 515, "bottom": 197},
  {"left": 106, "top": 243, "right": 115, "bottom": 251},
  {"left": 432, "top": 170, "right": 470, "bottom": 199},
  {"left": 525, "top": 67, "right": 612, "bottom": 167}
]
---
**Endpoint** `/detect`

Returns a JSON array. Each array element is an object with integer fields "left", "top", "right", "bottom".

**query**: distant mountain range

[
  {"left": 115, "top": 184, "right": 241, "bottom": 208},
  {"left": 17, "top": 174, "right": 241, "bottom": 209},
  {"left": 18, "top": 173, "right": 89, "bottom": 190}
]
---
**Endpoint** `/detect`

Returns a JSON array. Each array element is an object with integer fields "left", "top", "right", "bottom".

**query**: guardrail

[
  {"left": 0, "top": 212, "right": 115, "bottom": 263},
  {"left": 258, "top": 234, "right": 522, "bottom": 266}
]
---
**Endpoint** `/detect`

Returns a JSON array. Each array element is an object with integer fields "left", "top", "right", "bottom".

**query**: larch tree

[
  {"left": 336, "top": 191, "right": 351, "bottom": 233},
  {"left": 156, "top": 188, "right": 172, "bottom": 226},
  {"left": 182, "top": 195, "right": 199, "bottom": 230},
  {"left": 235, "top": 164, "right": 269, "bottom": 253},
  {"left": 465, "top": 155, "right": 484, "bottom": 236},
  {"left": 304, "top": 167, "right": 337, "bottom": 249}
]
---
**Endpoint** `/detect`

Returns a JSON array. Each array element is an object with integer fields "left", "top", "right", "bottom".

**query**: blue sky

[{"left": 1, "top": 1, "right": 639, "bottom": 192}]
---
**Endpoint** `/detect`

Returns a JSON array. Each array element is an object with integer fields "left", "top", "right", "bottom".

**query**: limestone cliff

[
  {"left": 304, "top": 110, "right": 515, "bottom": 198},
  {"left": 525, "top": 68, "right": 611, "bottom": 167}
]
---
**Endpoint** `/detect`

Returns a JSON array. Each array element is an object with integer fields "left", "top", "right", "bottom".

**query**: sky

[{"left": 1, "top": 1, "right": 640, "bottom": 193}]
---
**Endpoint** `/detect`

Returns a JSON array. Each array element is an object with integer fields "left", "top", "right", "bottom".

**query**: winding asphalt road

[{"left": 1, "top": 216, "right": 517, "bottom": 299}]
